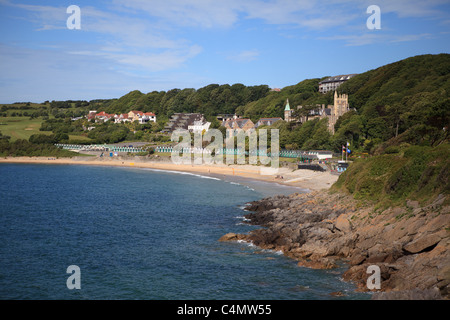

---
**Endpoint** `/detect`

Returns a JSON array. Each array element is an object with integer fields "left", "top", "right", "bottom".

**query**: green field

[
  {"left": 0, "top": 117, "right": 50, "bottom": 141},
  {"left": 0, "top": 117, "right": 95, "bottom": 143}
]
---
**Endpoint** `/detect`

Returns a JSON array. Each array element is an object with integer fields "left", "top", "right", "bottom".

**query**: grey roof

[
  {"left": 258, "top": 117, "right": 282, "bottom": 121},
  {"left": 255, "top": 118, "right": 282, "bottom": 128},
  {"left": 319, "top": 74, "right": 357, "bottom": 84},
  {"left": 164, "top": 113, "right": 204, "bottom": 132},
  {"left": 233, "top": 119, "right": 248, "bottom": 128}
]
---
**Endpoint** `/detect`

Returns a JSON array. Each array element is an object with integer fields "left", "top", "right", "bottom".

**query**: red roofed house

[
  {"left": 142, "top": 112, "right": 156, "bottom": 123},
  {"left": 128, "top": 110, "right": 156, "bottom": 124},
  {"left": 115, "top": 113, "right": 131, "bottom": 123},
  {"left": 128, "top": 111, "right": 144, "bottom": 122},
  {"left": 87, "top": 110, "right": 97, "bottom": 120},
  {"left": 95, "top": 111, "right": 115, "bottom": 122}
]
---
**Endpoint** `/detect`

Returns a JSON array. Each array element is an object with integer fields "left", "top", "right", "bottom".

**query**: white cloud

[
  {"left": 390, "top": 33, "right": 434, "bottom": 43},
  {"left": 3, "top": 0, "right": 450, "bottom": 33},
  {"left": 111, "top": 0, "right": 355, "bottom": 29},
  {"left": 362, "top": 0, "right": 450, "bottom": 18},
  {"left": 0, "top": 0, "right": 67, "bottom": 28},
  {"left": 80, "top": 6, "right": 183, "bottom": 50},
  {"left": 112, "top": 0, "right": 245, "bottom": 28},
  {"left": 227, "top": 49, "right": 260, "bottom": 62},
  {"left": 112, "top": 0, "right": 450, "bottom": 29},
  {"left": 1, "top": 0, "right": 203, "bottom": 73},
  {"left": 321, "top": 31, "right": 436, "bottom": 46},
  {"left": 0, "top": 42, "right": 206, "bottom": 102},
  {"left": 320, "top": 33, "right": 383, "bottom": 46},
  {"left": 1, "top": 0, "right": 449, "bottom": 102},
  {"left": 69, "top": 44, "right": 203, "bottom": 72},
  {"left": 4, "top": 0, "right": 449, "bottom": 50}
]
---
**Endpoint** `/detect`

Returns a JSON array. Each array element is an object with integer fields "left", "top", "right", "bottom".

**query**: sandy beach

[{"left": 0, "top": 156, "right": 339, "bottom": 191}]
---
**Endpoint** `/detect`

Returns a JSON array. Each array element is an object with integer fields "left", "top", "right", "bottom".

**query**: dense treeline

[
  {"left": 237, "top": 78, "right": 333, "bottom": 121},
  {"left": 94, "top": 53, "right": 446, "bottom": 154},
  {"left": 1, "top": 83, "right": 271, "bottom": 125},
  {"left": 0, "top": 132, "right": 76, "bottom": 157},
  {"left": 1, "top": 54, "right": 448, "bottom": 156},
  {"left": 39, "top": 118, "right": 134, "bottom": 145},
  {"left": 333, "top": 53, "right": 449, "bottom": 153},
  {"left": 256, "top": 54, "right": 449, "bottom": 153},
  {"left": 98, "top": 83, "right": 271, "bottom": 120},
  {"left": 37, "top": 117, "right": 170, "bottom": 145},
  {"left": 86, "top": 122, "right": 132, "bottom": 144},
  {"left": 96, "top": 80, "right": 331, "bottom": 124},
  {"left": 329, "top": 54, "right": 450, "bottom": 204},
  {"left": 40, "top": 118, "right": 84, "bottom": 134}
]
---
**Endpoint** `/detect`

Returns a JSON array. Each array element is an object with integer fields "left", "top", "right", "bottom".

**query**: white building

[
  {"left": 305, "top": 150, "right": 333, "bottom": 160},
  {"left": 318, "top": 74, "right": 357, "bottom": 94},
  {"left": 188, "top": 120, "right": 211, "bottom": 134},
  {"left": 115, "top": 114, "right": 131, "bottom": 123},
  {"left": 140, "top": 112, "right": 157, "bottom": 124}
]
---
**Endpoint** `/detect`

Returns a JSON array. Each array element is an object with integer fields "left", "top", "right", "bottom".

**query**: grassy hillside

[
  {"left": 0, "top": 117, "right": 48, "bottom": 141},
  {"left": 329, "top": 54, "right": 450, "bottom": 205},
  {"left": 235, "top": 78, "right": 333, "bottom": 122},
  {"left": 101, "top": 84, "right": 271, "bottom": 120},
  {"left": 1, "top": 53, "right": 448, "bottom": 159},
  {"left": 332, "top": 142, "right": 449, "bottom": 206},
  {"left": 335, "top": 54, "right": 449, "bottom": 151},
  {"left": 236, "top": 54, "right": 449, "bottom": 153},
  {"left": 340, "top": 54, "right": 450, "bottom": 111}
]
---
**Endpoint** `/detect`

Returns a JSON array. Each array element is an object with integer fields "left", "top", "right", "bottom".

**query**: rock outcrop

[{"left": 221, "top": 191, "right": 450, "bottom": 299}]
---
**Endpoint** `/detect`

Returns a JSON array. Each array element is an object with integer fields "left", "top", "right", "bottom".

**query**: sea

[{"left": 0, "top": 163, "right": 370, "bottom": 300}]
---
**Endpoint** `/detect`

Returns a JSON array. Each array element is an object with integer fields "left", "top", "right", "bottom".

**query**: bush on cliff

[
  {"left": 332, "top": 142, "right": 450, "bottom": 206},
  {"left": 0, "top": 133, "right": 77, "bottom": 157}
]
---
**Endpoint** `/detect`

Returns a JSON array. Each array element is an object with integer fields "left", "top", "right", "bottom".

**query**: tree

[
  {"left": 291, "top": 105, "right": 316, "bottom": 122},
  {"left": 29, "top": 134, "right": 56, "bottom": 144},
  {"left": 366, "top": 117, "right": 389, "bottom": 141},
  {"left": 302, "top": 118, "right": 332, "bottom": 150},
  {"left": 333, "top": 114, "right": 365, "bottom": 150}
]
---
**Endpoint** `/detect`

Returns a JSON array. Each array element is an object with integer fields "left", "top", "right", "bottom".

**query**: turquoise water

[{"left": 0, "top": 164, "right": 369, "bottom": 300}]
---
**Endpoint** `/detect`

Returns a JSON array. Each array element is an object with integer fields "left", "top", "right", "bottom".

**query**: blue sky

[{"left": 0, "top": 0, "right": 449, "bottom": 103}]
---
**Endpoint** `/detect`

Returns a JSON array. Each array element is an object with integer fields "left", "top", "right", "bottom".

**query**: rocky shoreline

[{"left": 219, "top": 191, "right": 450, "bottom": 300}]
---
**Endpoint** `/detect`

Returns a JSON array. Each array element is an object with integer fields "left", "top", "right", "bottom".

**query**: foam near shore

[
  {"left": 0, "top": 156, "right": 339, "bottom": 192},
  {"left": 221, "top": 191, "right": 450, "bottom": 300}
]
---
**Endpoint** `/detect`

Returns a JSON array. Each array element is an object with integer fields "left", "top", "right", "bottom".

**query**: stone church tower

[
  {"left": 283, "top": 92, "right": 350, "bottom": 134},
  {"left": 328, "top": 91, "right": 349, "bottom": 134},
  {"left": 284, "top": 99, "right": 292, "bottom": 122}
]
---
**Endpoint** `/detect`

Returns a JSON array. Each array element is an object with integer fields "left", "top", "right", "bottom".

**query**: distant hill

[
  {"left": 235, "top": 78, "right": 333, "bottom": 121},
  {"left": 2, "top": 53, "right": 447, "bottom": 153},
  {"left": 102, "top": 84, "right": 272, "bottom": 122},
  {"left": 102, "top": 53, "right": 448, "bottom": 152}
]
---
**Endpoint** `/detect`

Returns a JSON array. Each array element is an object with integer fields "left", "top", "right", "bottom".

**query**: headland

[{"left": 219, "top": 191, "right": 449, "bottom": 300}]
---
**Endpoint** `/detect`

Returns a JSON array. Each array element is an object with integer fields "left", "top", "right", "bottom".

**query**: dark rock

[
  {"left": 221, "top": 190, "right": 450, "bottom": 299},
  {"left": 218, "top": 233, "right": 246, "bottom": 242},
  {"left": 403, "top": 234, "right": 442, "bottom": 254},
  {"left": 330, "top": 291, "right": 346, "bottom": 297},
  {"left": 349, "top": 254, "right": 366, "bottom": 266},
  {"left": 371, "top": 287, "right": 443, "bottom": 300},
  {"left": 297, "top": 257, "right": 338, "bottom": 270}
]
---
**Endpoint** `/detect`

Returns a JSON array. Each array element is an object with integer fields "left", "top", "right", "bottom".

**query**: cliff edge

[{"left": 220, "top": 191, "right": 449, "bottom": 299}]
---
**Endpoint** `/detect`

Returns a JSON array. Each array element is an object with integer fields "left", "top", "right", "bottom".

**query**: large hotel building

[{"left": 318, "top": 74, "right": 357, "bottom": 94}]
